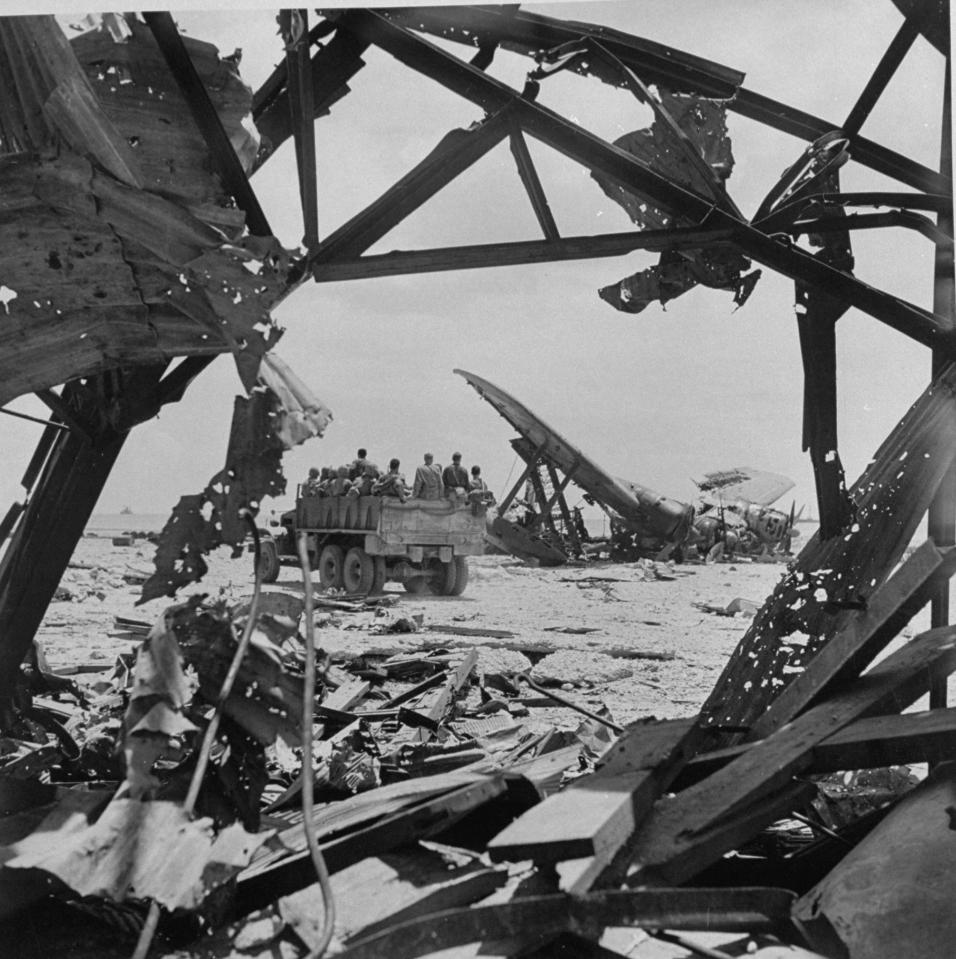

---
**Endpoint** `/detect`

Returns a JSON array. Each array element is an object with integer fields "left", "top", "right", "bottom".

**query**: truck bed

[{"left": 295, "top": 494, "right": 486, "bottom": 557}]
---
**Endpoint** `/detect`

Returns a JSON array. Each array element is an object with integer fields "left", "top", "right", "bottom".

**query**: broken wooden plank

[
  {"left": 486, "top": 717, "right": 703, "bottom": 867},
  {"left": 500, "top": 744, "right": 583, "bottom": 798},
  {"left": 322, "top": 679, "right": 370, "bottom": 712},
  {"left": 750, "top": 540, "right": 956, "bottom": 739},
  {"left": 281, "top": 846, "right": 506, "bottom": 951},
  {"left": 624, "top": 625, "right": 956, "bottom": 885},
  {"left": 381, "top": 671, "right": 447, "bottom": 709},
  {"left": 315, "top": 706, "right": 399, "bottom": 726},
  {"left": 621, "top": 780, "right": 818, "bottom": 892},
  {"left": 331, "top": 887, "right": 797, "bottom": 959},
  {"left": 235, "top": 773, "right": 506, "bottom": 916},
  {"left": 811, "top": 707, "right": 956, "bottom": 772},
  {"left": 678, "top": 707, "right": 956, "bottom": 786},
  {"left": 425, "top": 624, "right": 516, "bottom": 639},
  {"left": 390, "top": 649, "right": 478, "bottom": 748}
]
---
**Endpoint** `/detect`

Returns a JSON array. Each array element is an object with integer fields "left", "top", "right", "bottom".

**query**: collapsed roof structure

[{"left": 0, "top": 4, "right": 953, "bottom": 956}]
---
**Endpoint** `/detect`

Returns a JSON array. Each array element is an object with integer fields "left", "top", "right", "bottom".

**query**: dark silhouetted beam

[
  {"left": 509, "top": 123, "right": 559, "bottom": 241},
  {"left": 390, "top": 5, "right": 947, "bottom": 195},
  {"left": 281, "top": 9, "right": 320, "bottom": 250},
  {"left": 843, "top": 17, "right": 920, "bottom": 135},
  {"left": 929, "top": 57, "right": 954, "bottom": 714},
  {"left": 346, "top": 12, "right": 955, "bottom": 355},
  {"left": 0, "top": 368, "right": 166, "bottom": 707},
  {"left": 253, "top": 27, "right": 368, "bottom": 166},
  {"left": 383, "top": 4, "right": 744, "bottom": 98},
  {"left": 143, "top": 12, "right": 271, "bottom": 237},
  {"left": 312, "top": 226, "right": 739, "bottom": 281},
  {"left": 731, "top": 87, "right": 947, "bottom": 195},
  {"left": 308, "top": 108, "right": 513, "bottom": 268}
]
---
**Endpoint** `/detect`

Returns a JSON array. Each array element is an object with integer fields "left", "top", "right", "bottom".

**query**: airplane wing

[
  {"left": 455, "top": 368, "right": 693, "bottom": 541},
  {"left": 696, "top": 467, "right": 795, "bottom": 507}
]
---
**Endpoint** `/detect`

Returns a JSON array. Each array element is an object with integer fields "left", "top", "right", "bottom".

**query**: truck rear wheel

[
  {"left": 343, "top": 547, "right": 375, "bottom": 594},
  {"left": 448, "top": 556, "right": 469, "bottom": 596},
  {"left": 257, "top": 538, "right": 281, "bottom": 584},
  {"left": 318, "top": 544, "right": 345, "bottom": 589},
  {"left": 370, "top": 556, "right": 387, "bottom": 594},
  {"left": 438, "top": 558, "right": 458, "bottom": 596}
]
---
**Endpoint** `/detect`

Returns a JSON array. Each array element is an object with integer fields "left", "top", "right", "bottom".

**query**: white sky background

[{"left": 0, "top": 1, "right": 949, "bottom": 522}]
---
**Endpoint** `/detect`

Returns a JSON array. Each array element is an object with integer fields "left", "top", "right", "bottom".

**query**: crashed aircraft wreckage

[{"left": 456, "top": 368, "right": 798, "bottom": 565}]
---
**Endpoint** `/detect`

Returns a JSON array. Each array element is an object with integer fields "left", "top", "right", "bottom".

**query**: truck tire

[
  {"left": 318, "top": 544, "right": 345, "bottom": 589},
  {"left": 438, "top": 558, "right": 458, "bottom": 596},
  {"left": 257, "top": 538, "right": 281, "bottom": 584},
  {"left": 370, "top": 556, "right": 387, "bottom": 594},
  {"left": 343, "top": 547, "right": 375, "bottom": 594},
  {"left": 448, "top": 556, "right": 469, "bottom": 596}
]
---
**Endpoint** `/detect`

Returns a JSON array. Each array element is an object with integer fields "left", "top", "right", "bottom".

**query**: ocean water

[{"left": 86, "top": 512, "right": 171, "bottom": 536}]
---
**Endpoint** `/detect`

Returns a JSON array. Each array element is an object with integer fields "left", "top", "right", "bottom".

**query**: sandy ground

[{"left": 41, "top": 536, "right": 794, "bottom": 729}]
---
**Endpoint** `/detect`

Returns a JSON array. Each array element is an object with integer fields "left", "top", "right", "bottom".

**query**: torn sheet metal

[
  {"left": 139, "top": 390, "right": 285, "bottom": 602},
  {"left": 5, "top": 798, "right": 271, "bottom": 911},
  {"left": 258, "top": 352, "right": 334, "bottom": 447},
  {"left": 795, "top": 762, "right": 956, "bottom": 959},
  {"left": 592, "top": 88, "right": 760, "bottom": 314},
  {"left": 122, "top": 612, "right": 197, "bottom": 798},
  {"left": 381, "top": 6, "right": 746, "bottom": 99},
  {"left": 0, "top": 15, "right": 284, "bottom": 405},
  {"left": 599, "top": 245, "right": 760, "bottom": 314},
  {"left": 140, "top": 353, "right": 331, "bottom": 603}
]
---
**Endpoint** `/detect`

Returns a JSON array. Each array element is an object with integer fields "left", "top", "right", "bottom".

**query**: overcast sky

[{"left": 0, "top": 1, "right": 948, "bottom": 525}]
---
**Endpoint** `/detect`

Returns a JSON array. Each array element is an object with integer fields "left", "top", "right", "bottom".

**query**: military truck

[{"left": 257, "top": 489, "right": 487, "bottom": 596}]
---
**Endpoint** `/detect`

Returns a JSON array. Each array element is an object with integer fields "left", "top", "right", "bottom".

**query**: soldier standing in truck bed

[
  {"left": 373, "top": 458, "right": 409, "bottom": 502},
  {"left": 413, "top": 452, "right": 443, "bottom": 500},
  {"left": 349, "top": 448, "right": 369, "bottom": 480},
  {"left": 442, "top": 452, "right": 469, "bottom": 496}
]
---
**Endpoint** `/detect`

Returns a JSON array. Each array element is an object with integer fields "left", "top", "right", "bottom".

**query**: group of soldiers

[{"left": 303, "top": 448, "right": 494, "bottom": 506}]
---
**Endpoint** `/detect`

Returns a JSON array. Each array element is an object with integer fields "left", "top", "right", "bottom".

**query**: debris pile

[
  {"left": 0, "top": 569, "right": 635, "bottom": 954},
  {"left": 4, "top": 508, "right": 956, "bottom": 957}
]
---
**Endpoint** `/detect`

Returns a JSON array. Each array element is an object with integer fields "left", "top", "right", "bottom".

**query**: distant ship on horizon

[{"left": 120, "top": 506, "right": 133, "bottom": 515}]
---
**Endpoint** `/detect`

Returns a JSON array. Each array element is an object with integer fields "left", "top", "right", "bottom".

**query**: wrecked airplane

[{"left": 456, "top": 369, "right": 798, "bottom": 565}]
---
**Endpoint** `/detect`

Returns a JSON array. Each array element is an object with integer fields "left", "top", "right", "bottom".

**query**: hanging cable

[{"left": 297, "top": 531, "right": 336, "bottom": 957}]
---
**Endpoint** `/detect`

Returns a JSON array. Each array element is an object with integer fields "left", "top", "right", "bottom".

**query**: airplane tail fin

[{"left": 783, "top": 500, "right": 797, "bottom": 553}]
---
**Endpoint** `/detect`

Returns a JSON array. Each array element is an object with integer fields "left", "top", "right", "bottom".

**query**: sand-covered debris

[
  {"left": 530, "top": 649, "right": 634, "bottom": 687},
  {"left": 473, "top": 646, "right": 534, "bottom": 676}
]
